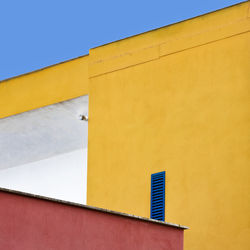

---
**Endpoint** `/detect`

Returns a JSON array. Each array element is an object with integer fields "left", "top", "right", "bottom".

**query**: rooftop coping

[
  {"left": 91, "top": 0, "right": 248, "bottom": 50},
  {"left": 0, "top": 54, "right": 89, "bottom": 83},
  {"left": 0, "top": 187, "right": 188, "bottom": 230}
]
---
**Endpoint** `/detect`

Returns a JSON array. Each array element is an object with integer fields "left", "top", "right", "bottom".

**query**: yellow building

[{"left": 0, "top": 2, "right": 249, "bottom": 250}]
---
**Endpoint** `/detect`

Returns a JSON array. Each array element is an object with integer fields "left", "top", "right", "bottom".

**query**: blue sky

[{"left": 0, "top": 0, "right": 245, "bottom": 80}]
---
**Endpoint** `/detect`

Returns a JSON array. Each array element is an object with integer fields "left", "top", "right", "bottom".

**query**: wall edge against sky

[
  {"left": 89, "top": 1, "right": 250, "bottom": 77},
  {"left": 0, "top": 1, "right": 248, "bottom": 83}
]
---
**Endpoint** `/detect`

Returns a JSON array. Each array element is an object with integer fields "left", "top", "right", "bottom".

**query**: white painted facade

[{"left": 0, "top": 95, "right": 88, "bottom": 204}]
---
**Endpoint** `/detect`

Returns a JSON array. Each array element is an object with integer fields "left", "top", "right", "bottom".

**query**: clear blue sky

[{"left": 0, "top": 0, "right": 245, "bottom": 80}]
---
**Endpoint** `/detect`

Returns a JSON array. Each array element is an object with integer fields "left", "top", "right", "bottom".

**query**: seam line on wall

[
  {"left": 89, "top": 30, "right": 249, "bottom": 79},
  {"left": 247, "top": 2, "right": 250, "bottom": 18},
  {"left": 90, "top": 16, "right": 248, "bottom": 66},
  {"left": 159, "top": 30, "right": 250, "bottom": 59}
]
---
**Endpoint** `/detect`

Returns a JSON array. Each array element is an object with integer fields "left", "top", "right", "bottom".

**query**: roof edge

[
  {"left": 1, "top": 1, "right": 246, "bottom": 83},
  {"left": 0, "top": 187, "right": 188, "bottom": 230},
  {"left": 91, "top": 1, "right": 248, "bottom": 50},
  {"left": 0, "top": 54, "right": 89, "bottom": 83}
]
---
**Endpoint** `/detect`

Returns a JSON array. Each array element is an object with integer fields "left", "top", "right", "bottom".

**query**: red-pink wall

[{"left": 0, "top": 191, "right": 184, "bottom": 250}]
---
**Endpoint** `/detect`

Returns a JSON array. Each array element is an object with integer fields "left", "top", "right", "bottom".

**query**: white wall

[
  {"left": 0, "top": 149, "right": 87, "bottom": 204},
  {"left": 0, "top": 96, "right": 88, "bottom": 204}
]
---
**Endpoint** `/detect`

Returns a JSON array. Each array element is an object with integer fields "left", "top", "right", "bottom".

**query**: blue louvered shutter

[{"left": 151, "top": 171, "right": 165, "bottom": 221}]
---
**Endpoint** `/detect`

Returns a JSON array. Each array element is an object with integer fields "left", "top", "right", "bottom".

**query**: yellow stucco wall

[
  {"left": 87, "top": 2, "right": 250, "bottom": 250},
  {"left": 0, "top": 55, "right": 89, "bottom": 118}
]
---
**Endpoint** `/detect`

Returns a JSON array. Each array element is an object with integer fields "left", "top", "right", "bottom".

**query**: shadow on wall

[{"left": 0, "top": 95, "right": 89, "bottom": 204}]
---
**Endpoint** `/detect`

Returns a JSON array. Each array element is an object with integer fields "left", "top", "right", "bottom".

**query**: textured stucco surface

[
  {"left": 0, "top": 190, "right": 185, "bottom": 250},
  {"left": 87, "top": 3, "right": 250, "bottom": 250}
]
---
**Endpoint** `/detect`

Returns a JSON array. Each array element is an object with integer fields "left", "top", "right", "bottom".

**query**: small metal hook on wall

[{"left": 80, "top": 115, "right": 88, "bottom": 121}]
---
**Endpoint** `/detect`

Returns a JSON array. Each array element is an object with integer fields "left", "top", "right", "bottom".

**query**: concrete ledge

[
  {"left": 0, "top": 187, "right": 188, "bottom": 230},
  {"left": 0, "top": 187, "right": 187, "bottom": 250}
]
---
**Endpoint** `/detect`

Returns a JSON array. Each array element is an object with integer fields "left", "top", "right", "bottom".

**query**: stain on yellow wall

[
  {"left": 87, "top": 2, "right": 250, "bottom": 250},
  {"left": 0, "top": 55, "right": 89, "bottom": 118}
]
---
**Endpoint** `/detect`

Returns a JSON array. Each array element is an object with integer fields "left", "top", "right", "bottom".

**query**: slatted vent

[{"left": 151, "top": 171, "right": 165, "bottom": 221}]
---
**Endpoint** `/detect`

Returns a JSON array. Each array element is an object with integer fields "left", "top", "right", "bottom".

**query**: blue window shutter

[{"left": 151, "top": 171, "right": 165, "bottom": 221}]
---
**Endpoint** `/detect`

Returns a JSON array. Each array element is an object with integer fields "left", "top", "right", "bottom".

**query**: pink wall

[{"left": 0, "top": 190, "right": 185, "bottom": 250}]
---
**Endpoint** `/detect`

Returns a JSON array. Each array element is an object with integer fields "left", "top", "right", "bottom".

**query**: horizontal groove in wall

[{"left": 89, "top": 14, "right": 249, "bottom": 78}]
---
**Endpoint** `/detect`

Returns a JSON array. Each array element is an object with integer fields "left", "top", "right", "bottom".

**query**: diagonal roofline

[
  {"left": 0, "top": 187, "right": 188, "bottom": 230},
  {"left": 0, "top": 54, "right": 89, "bottom": 83},
  {"left": 0, "top": 1, "right": 247, "bottom": 83},
  {"left": 91, "top": 0, "right": 248, "bottom": 50}
]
